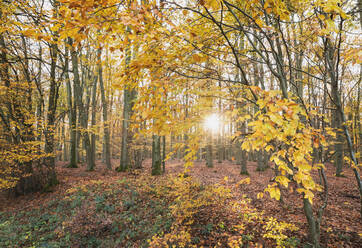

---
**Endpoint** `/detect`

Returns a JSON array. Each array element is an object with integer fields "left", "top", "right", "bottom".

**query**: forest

[{"left": 0, "top": 0, "right": 361, "bottom": 247}]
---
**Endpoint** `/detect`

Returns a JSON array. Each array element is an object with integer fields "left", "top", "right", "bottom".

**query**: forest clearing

[{"left": 0, "top": 0, "right": 361, "bottom": 247}]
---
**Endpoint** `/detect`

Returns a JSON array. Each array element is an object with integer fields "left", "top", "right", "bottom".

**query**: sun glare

[{"left": 204, "top": 113, "right": 221, "bottom": 133}]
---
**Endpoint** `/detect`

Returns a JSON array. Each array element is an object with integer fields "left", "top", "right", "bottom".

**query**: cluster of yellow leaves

[
  {"left": 231, "top": 195, "right": 298, "bottom": 248},
  {"left": 0, "top": 140, "right": 48, "bottom": 190},
  {"left": 199, "top": 0, "right": 220, "bottom": 10},
  {"left": 148, "top": 229, "right": 193, "bottom": 248},
  {"left": 164, "top": 176, "right": 231, "bottom": 225},
  {"left": 344, "top": 155, "right": 361, "bottom": 170},
  {"left": 147, "top": 175, "right": 231, "bottom": 247},
  {"left": 145, "top": 174, "right": 298, "bottom": 247},
  {"left": 241, "top": 90, "right": 325, "bottom": 203},
  {"left": 263, "top": 217, "right": 299, "bottom": 248},
  {"left": 0, "top": 1, "right": 17, "bottom": 34}
]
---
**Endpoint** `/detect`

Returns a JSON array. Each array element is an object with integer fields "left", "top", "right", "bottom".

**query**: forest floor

[{"left": 0, "top": 159, "right": 361, "bottom": 247}]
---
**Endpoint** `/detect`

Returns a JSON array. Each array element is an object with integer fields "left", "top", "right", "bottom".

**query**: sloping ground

[{"left": 0, "top": 159, "right": 361, "bottom": 247}]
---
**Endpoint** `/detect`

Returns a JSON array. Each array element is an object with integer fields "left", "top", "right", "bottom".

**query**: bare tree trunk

[
  {"left": 240, "top": 123, "right": 248, "bottom": 175},
  {"left": 323, "top": 29, "right": 362, "bottom": 215},
  {"left": 62, "top": 118, "right": 68, "bottom": 161},
  {"left": 64, "top": 41, "right": 78, "bottom": 168},
  {"left": 206, "top": 132, "right": 213, "bottom": 168},
  {"left": 162, "top": 135, "right": 166, "bottom": 173},
  {"left": 98, "top": 48, "right": 112, "bottom": 169},
  {"left": 89, "top": 72, "right": 98, "bottom": 171},
  {"left": 331, "top": 81, "right": 344, "bottom": 177}
]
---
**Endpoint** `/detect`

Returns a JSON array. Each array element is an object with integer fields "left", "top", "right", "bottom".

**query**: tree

[{"left": 98, "top": 48, "right": 112, "bottom": 169}]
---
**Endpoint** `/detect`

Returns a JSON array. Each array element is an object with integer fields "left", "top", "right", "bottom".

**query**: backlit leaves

[{"left": 240, "top": 90, "right": 325, "bottom": 203}]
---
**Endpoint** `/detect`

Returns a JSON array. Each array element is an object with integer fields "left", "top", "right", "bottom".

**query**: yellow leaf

[
  {"left": 275, "top": 176, "right": 290, "bottom": 188},
  {"left": 192, "top": 54, "right": 201, "bottom": 62},
  {"left": 255, "top": 18, "right": 264, "bottom": 27},
  {"left": 50, "top": 24, "right": 61, "bottom": 32},
  {"left": 257, "top": 192, "right": 264, "bottom": 199},
  {"left": 241, "top": 141, "right": 250, "bottom": 152},
  {"left": 128, "top": 34, "right": 136, "bottom": 40},
  {"left": 237, "top": 177, "right": 250, "bottom": 185},
  {"left": 265, "top": 145, "right": 274, "bottom": 152},
  {"left": 265, "top": 185, "right": 280, "bottom": 201}
]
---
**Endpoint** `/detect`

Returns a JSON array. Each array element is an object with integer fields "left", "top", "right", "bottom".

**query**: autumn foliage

[{"left": 0, "top": 0, "right": 361, "bottom": 247}]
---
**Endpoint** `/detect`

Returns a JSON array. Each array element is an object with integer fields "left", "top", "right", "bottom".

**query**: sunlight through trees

[{"left": 0, "top": 0, "right": 361, "bottom": 247}]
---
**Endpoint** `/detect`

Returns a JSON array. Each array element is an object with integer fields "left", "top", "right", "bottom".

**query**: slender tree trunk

[
  {"left": 65, "top": 41, "right": 78, "bottom": 168},
  {"left": 162, "top": 135, "right": 166, "bottom": 173},
  {"left": 332, "top": 81, "right": 344, "bottom": 177},
  {"left": 324, "top": 35, "right": 362, "bottom": 216},
  {"left": 177, "top": 135, "right": 182, "bottom": 159},
  {"left": 206, "top": 132, "right": 213, "bottom": 168},
  {"left": 89, "top": 73, "right": 98, "bottom": 171},
  {"left": 303, "top": 198, "right": 321, "bottom": 248},
  {"left": 240, "top": 122, "right": 248, "bottom": 175},
  {"left": 98, "top": 48, "right": 112, "bottom": 169},
  {"left": 62, "top": 119, "right": 68, "bottom": 161}
]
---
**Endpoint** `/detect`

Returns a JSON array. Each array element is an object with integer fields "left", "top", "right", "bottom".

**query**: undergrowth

[{"left": 0, "top": 175, "right": 298, "bottom": 247}]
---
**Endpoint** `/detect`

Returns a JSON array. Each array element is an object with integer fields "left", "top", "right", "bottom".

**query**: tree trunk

[
  {"left": 324, "top": 34, "right": 362, "bottom": 216},
  {"left": 89, "top": 72, "right": 98, "bottom": 171},
  {"left": 62, "top": 119, "right": 68, "bottom": 161},
  {"left": 256, "top": 150, "right": 266, "bottom": 171},
  {"left": 331, "top": 80, "right": 344, "bottom": 176},
  {"left": 206, "top": 132, "right": 213, "bottom": 168},
  {"left": 117, "top": 28, "right": 135, "bottom": 172},
  {"left": 65, "top": 41, "right": 78, "bottom": 168},
  {"left": 69, "top": 38, "right": 92, "bottom": 169},
  {"left": 303, "top": 198, "right": 321, "bottom": 248},
  {"left": 43, "top": 37, "right": 59, "bottom": 188},
  {"left": 118, "top": 87, "right": 135, "bottom": 171},
  {"left": 162, "top": 135, "right": 166, "bottom": 173},
  {"left": 152, "top": 135, "right": 162, "bottom": 175},
  {"left": 98, "top": 48, "right": 112, "bottom": 169},
  {"left": 240, "top": 123, "right": 248, "bottom": 175}
]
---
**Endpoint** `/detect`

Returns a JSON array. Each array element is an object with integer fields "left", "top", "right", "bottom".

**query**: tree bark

[
  {"left": 65, "top": 40, "right": 78, "bottom": 168},
  {"left": 69, "top": 38, "right": 92, "bottom": 169},
  {"left": 43, "top": 38, "right": 59, "bottom": 187},
  {"left": 98, "top": 48, "right": 112, "bottom": 169},
  {"left": 89, "top": 72, "right": 98, "bottom": 171},
  {"left": 152, "top": 135, "right": 162, "bottom": 175},
  {"left": 117, "top": 26, "right": 136, "bottom": 172},
  {"left": 162, "top": 135, "right": 166, "bottom": 173},
  {"left": 206, "top": 132, "right": 213, "bottom": 168}
]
